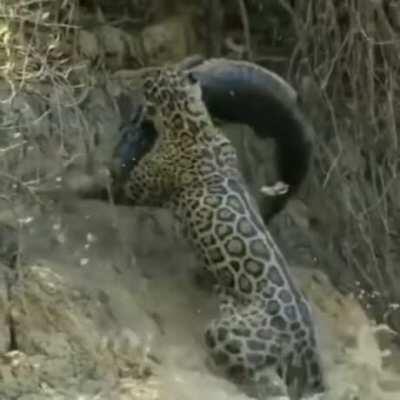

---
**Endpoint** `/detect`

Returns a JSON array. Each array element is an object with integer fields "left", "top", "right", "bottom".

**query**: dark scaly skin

[
  {"left": 111, "top": 67, "right": 325, "bottom": 399},
  {"left": 186, "top": 58, "right": 313, "bottom": 223}
]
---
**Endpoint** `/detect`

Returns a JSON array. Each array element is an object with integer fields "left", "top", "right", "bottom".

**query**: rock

[
  {"left": 141, "top": 16, "right": 198, "bottom": 65},
  {"left": 294, "top": 267, "right": 400, "bottom": 400},
  {"left": 1, "top": 202, "right": 400, "bottom": 399},
  {"left": 0, "top": 262, "right": 160, "bottom": 400}
]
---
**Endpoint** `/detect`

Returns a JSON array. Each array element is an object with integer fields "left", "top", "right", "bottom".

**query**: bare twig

[
  {"left": 236, "top": 0, "right": 253, "bottom": 60},
  {"left": 283, "top": 0, "right": 400, "bottom": 329}
]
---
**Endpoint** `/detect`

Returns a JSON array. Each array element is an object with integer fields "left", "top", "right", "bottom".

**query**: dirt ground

[{"left": 1, "top": 199, "right": 400, "bottom": 400}]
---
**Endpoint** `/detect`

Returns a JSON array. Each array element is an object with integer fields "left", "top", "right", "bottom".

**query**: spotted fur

[{"left": 111, "top": 67, "right": 325, "bottom": 399}]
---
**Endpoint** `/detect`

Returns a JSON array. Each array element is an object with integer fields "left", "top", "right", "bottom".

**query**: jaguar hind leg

[
  {"left": 284, "top": 342, "right": 325, "bottom": 399},
  {"left": 253, "top": 367, "right": 290, "bottom": 399},
  {"left": 204, "top": 311, "right": 291, "bottom": 400},
  {"left": 301, "top": 346, "right": 325, "bottom": 398}
]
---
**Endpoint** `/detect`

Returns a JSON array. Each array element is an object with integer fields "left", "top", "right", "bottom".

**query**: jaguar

[
  {"left": 112, "top": 58, "right": 313, "bottom": 224},
  {"left": 97, "top": 61, "right": 326, "bottom": 400}
]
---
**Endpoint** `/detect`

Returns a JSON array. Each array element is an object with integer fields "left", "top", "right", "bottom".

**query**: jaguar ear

[{"left": 188, "top": 58, "right": 313, "bottom": 221}]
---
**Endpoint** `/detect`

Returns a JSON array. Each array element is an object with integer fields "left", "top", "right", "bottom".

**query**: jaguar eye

[{"left": 187, "top": 72, "right": 198, "bottom": 85}]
